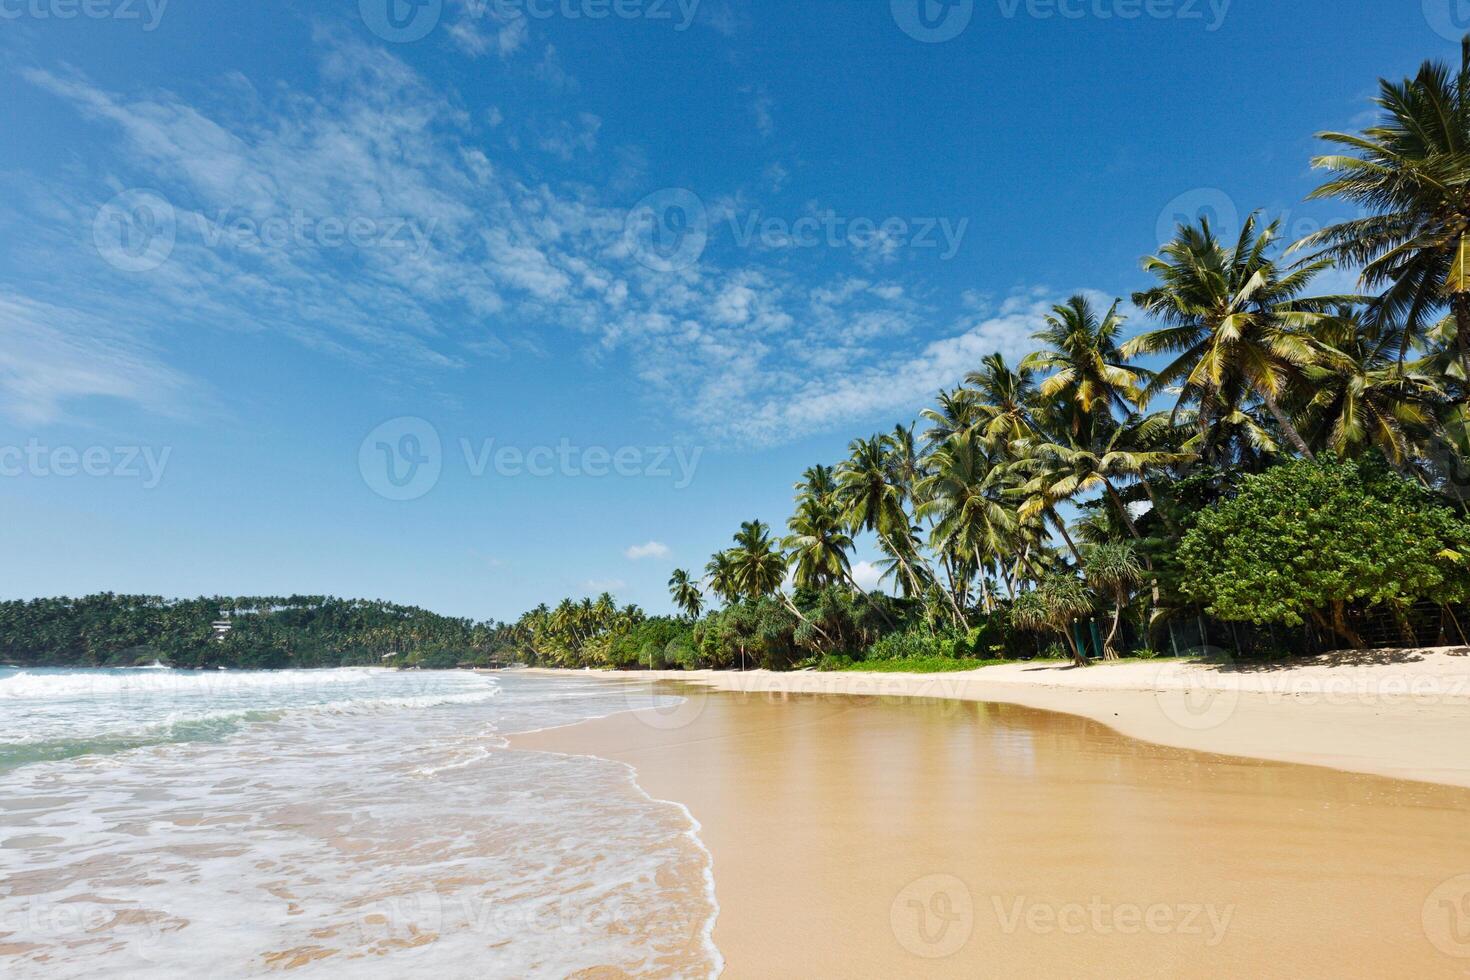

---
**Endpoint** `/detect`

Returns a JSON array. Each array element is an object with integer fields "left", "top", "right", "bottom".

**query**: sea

[{"left": 0, "top": 667, "right": 720, "bottom": 978}]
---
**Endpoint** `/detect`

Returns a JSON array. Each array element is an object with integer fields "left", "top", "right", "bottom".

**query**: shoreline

[
  {"left": 509, "top": 658, "right": 1470, "bottom": 976},
  {"left": 519, "top": 647, "right": 1470, "bottom": 790}
]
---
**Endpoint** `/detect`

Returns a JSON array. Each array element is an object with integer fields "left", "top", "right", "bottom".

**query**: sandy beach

[{"left": 512, "top": 650, "right": 1470, "bottom": 976}]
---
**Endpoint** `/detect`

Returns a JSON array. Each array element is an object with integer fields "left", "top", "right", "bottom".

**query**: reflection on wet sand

[{"left": 513, "top": 683, "right": 1470, "bottom": 979}]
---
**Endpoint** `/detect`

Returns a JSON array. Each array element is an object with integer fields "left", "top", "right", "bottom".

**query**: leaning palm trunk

[
  {"left": 780, "top": 592, "right": 833, "bottom": 648},
  {"left": 1102, "top": 479, "right": 1163, "bottom": 615},
  {"left": 1453, "top": 294, "right": 1470, "bottom": 384},
  {"left": 1047, "top": 510, "right": 1084, "bottom": 564},
  {"left": 1261, "top": 389, "right": 1316, "bottom": 459},
  {"left": 842, "top": 568, "right": 897, "bottom": 628},
  {"left": 1103, "top": 593, "right": 1125, "bottom": 660},
  {"left": 1136, "top": 476, "right": 1179, "bottom": 536}
]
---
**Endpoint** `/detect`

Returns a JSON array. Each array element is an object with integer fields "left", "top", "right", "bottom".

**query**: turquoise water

[
  {"left": 0, "top": 666, "right": 499, "bottom": 771},
  {"left": 0, "top": 669, "right": 720, "bottom": 977}
]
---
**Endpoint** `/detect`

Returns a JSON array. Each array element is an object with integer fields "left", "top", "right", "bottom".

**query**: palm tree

[
  {"left": 730, "top": 519, "right": 832, "bottom": 647},
  {"left": 728, "top": 521, "right": 787, "bottom": 601},
  {"left": 783, "top": 499, "right": 855, "bottom": 591},
  {"left": 836, "top": 436, "right": 908, "bottom": 536},
  {"left": 704, "top": 551, "right": 739, "bottom": 606},
  {"left": 1126, "top": 215, "right": 1334, "bottom": 459},
  {"left": 1295, "top": 310, "right": 1442, "bottom": 465},
  {"left": 835, "top": 435, "right": 932, "bottom": 599},
  {"left": 916, "top": 431, "right": 1016, "bottom": 617},
  {"left": 794, "top": 464, "right": 838, "bottom": 506},
  {"left": 921, "top": 387, "right": 984, "bottom": 448},
  {"left": 667, "top": 569, "right": 704, "bottom": 622},
  {"left": 1084, "top": 542, "right": 1145, "bottom": 661},
  {"left": 1296, "top": 37, "right": 1470, "bottom": 379},
  {"left": 1023, "top": 295, "right": 1149, "bottom": 437},
  {"left": 965, "top": 353, "right": 1040, "bottom": 449}
]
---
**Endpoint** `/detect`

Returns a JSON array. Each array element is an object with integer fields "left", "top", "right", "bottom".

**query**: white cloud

[
  {"left": 708, "top": 292, "right": 1060, "bottom": 446},
  {"left": 851, "top": 561, "right": 884, "bottom": 593},
  {"left": 625, "top": 541, "right": 672, "bottom": 561}
]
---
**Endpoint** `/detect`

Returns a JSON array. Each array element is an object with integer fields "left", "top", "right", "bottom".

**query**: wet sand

[{"left": 512, "top": 685, "right": 1470, "bottom": 978}]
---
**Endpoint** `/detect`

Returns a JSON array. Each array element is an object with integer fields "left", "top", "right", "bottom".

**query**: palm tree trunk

[
  {"left": 939, "top": 553, "right": 971, "bottom": 630},
  {"left": 1137, "top": 476, "right": 1179, "bottom": 536},
  {"left": 1059, "top": 625, "right": 1087, "bottom": 668},
  {"left": 1261, "top": 389, "right": 1316, "bottom": 459},
  {"left": 1104, "top": 594, "right": 1124, "bottom": 661},
  {"left": 842, "top": 568, "right": 896, "bottom": 628},
  {"left": 1103, "top": 480, "right": 1162, "bottom": 609},
  {"left": 1453, "top": 293, "right": 1470, "bottom": 384},
  {"left": 1048, "top": 510, "right": 1084, "bottom": 565},
  {"left": 781, "top": 593, "right": 833, "bottom": 648},
  {"left": 1103, "top": 480, "right": 1145, "bottom": 541}
]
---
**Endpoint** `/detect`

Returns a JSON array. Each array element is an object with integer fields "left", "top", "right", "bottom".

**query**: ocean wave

[
  {"left": 0, "top": 670, "right": 503, "bottom": 770},
  {"left": 0, "top": 667, "right": 392, "bottom": 699}
]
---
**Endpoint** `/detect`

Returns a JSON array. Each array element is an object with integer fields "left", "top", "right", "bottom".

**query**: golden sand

[{"left": 512, "top": 683, "right": 1470, "bottom": 978}]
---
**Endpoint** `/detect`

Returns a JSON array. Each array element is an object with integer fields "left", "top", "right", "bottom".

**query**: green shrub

[
  {"left": 867, "top": 628, "right": 942, "bottom": 661},
  {"left": 1179, "top": 454, "right": 1470, "bottom": 647}
]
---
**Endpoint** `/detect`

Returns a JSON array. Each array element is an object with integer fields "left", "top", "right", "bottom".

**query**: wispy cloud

[
  {"left": 624, "top": 541, "right": 672, "bottom": 560},
  {"left": 0, "top": 294, "right": 195, "bottom": 425},
  {"left": 4, "top": 36, "right": 1098, "bottom": 447}
]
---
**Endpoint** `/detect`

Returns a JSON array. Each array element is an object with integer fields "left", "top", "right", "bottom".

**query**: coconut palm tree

[
  {"left": 783, "top": 499, "right": 855, "bottom": 591},
  {"left": 728, "top": 521, "right": 787, "bottom": 601},
  {"left": 730, "top": 519, "right": 833, "bottom": 645},
  {"left": 794, "top": 464, "right": 838, "bottom": 506},
  {"left": 835, "top": 435, "right": 933, "bottom": 599},
  {"left": 921, "top": 387, "right": 985, "bottom": 449},
  {"left": 965, "top": 353, "right": 1040, "bottom": 449},
  {"left": 1295, "top": 310, "right": 1443, "bottom": 465},
  {"left": 836, "top": 436, "right": 908, "bottom": 536},
  {"left": 1018, "top": 423, "right": 1187, "bottom": 536},
  {"left": 1084, "top": 542, "right": 1145, "bottom": 660},
  {"left": 667, "top": 569, "right": 704, "bottom": 622},
  {"left": 917, "top": 431, "right": 1016, "bottom": 616},
  {"left": 1023, "top": 295, "right": 1150, "bottom": 437},
  {"left": 1126, "top": 215, "right": 1335, "bottom": 459},
  {"left": 704, "top": 551, "right": 739, "bottom": 606},
  {"left": 1296, "top": 37, "right": 1470, "bottom": 380}
]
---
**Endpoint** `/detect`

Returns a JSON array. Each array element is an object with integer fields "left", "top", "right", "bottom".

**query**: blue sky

[{"left": 0, "top": 0, "right": 1457, "bottom": 620}]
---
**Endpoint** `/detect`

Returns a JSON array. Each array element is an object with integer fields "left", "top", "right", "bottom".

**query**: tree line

[
  {"left": 521, "top": 39, "right": 1470, "bottom": 671},
  {"left": 0, "top": 595, "right": 520, "bottom": 670}
]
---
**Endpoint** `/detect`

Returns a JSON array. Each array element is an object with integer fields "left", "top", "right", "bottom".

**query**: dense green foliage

[
  {"left": 1179, "top": 457, "right": 1470, "bottom": 645},
  {"left": 0, "top": 595, "right": 515, "bottom": 670}
]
